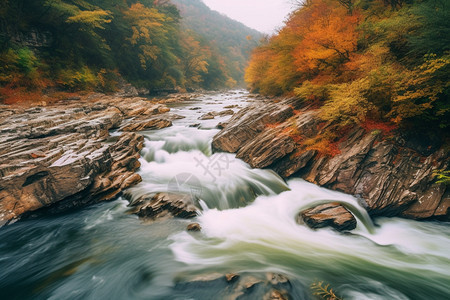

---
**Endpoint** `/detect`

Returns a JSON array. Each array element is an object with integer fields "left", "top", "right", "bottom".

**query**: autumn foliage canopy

[{"left": 245, "top": 0, "right": 449, "bottom": 133}]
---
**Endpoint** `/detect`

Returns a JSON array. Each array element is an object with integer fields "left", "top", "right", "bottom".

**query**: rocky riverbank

[
  {"left": 213, "top": 97, "right": 449, "bottom": 223},
  {"left": 0, "top": 94, "right": 188, "bottom": 225}
]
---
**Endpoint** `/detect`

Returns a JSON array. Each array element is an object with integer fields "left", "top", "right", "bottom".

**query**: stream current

[{"left": 0, "top": 91, "right": 449, "bottom": 299}]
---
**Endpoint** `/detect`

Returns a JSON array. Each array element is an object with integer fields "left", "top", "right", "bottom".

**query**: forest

[
  {"left": 0, "top": 0, "right": 259, "bottom": 103},
  {"left": 246, "top": 0, "right": 449, "bottom": 138}
]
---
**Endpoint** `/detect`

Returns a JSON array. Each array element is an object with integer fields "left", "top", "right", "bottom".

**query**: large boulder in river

[
  {"left": 298, "top": 203, "right": 357, "bottom": 231},
  {"left": 212, "top": 97, "right": 449, "bottom": 221},
  {"left": 0, "top": 95, "right": 171, "bottom": 225},
  {"left": 128, "top": 192, "right": 198, "bottom": 221}
]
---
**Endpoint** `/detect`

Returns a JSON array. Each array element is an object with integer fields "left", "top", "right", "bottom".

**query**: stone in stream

[
  {"left": 264, "top": 289, "right": 289, "bottom": 300},
  {"left": 187, "top": 222, "right": 202, "bottom": 232},
  {"left": 217, "top": 122, "right": 228, "bottom": 129},
  {"left": 128, "top": 192, "right": 198, "bottom": 221},
  {"left": 199, "top": 109, "right": 235, "bottom": 121},
  {"left": 199, "top": 112, "right": 215, "bottom": 120},
  {"left": 172, "top": 272, "right": 303, "bottom": 300},
  {"left": 225, "top": 273, "right": 240, "bottom": 283},
  {"left": 298, "top": 203, "right": 357, "bottom": 232}
]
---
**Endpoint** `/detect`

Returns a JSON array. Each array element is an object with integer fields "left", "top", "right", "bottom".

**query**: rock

[
  {"left": 217, "top": 122, "right": 228, "bottom": 129},
  {"left": 217, "top": 109, "right": 234, "bottom": 116},
  {"left": 224, "top": 105, "right": 239, "bottom": 109},
  {"left": 116, "top": 84, "right": 138, "bottom": 97},
  {"left": 137, "top": 87, "right": 150, "bottom": 96},
  {"left": 189, "top": 107, "right": 202, "bottom": 110},
  {"left": 173, "top": 272, "right": 306, "bottom": 300},
  {"left": 199, "top": 112, "right": 215, "bottom": 120},
  {"left": 0, "top": 95, "right": 170, "bottom": 225},
  {"left": 121, "top": 118, "right": 172, "bottom": 132},
  {"left": 264, "top": 290, "right": 289, "bottom": 300},
  {"left": 236, "top": 128, "right": 296, "bottom": 168},
  {"left": 212, "top": 97, "right": 449, "bottom": 221},
  {"left": 298, "top": 203, "right": 357, "bottom": 231},
  {"left": 225, "top": 273, "right": 240, "bottom": 282},
  {"left": 128, "top": 193, "right": 198, "bottom": 221},
  {"left": 198, "top": 110, "right": 235, "bottom": 121},
  {"left": 187, "top": 223, "right": 202, "bottom": 232},
  {"left": 212, "top": 99, "right": 295, "bottom": 153}
]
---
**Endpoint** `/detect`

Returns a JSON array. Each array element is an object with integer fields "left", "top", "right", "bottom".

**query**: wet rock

[
  {"left": 199, "top": 110, "right": 235, "bottom": 121},
  {"left": 213, "top": 97, "right": 449, "bottom": 221},
  {"left": 298, "top": 203, "right": 357, "bottom": 231},
  {"left": 129, "top": 193, "right": 197, "bottom": 221},
  {"left": 189, "top": 107, "right": 202, "bottom": 110},
  {"left": 217, "top": 122, "right": 228, "bottom": 129},
  {"left": 264, "top": 289, "right": 289, "bottom": 300},
  {"left": 236, "top": 128, "right": 295, "bottom": 168},
  {"left": 0, "top": 95, "right": 170, "bottom": 224},
  {"left": 212, "top": 99, "right": 295, "bottom": 153},
  {"left": 173, "top": 272, "right": 306, "bottom": 300},
  {"left": 187, "top": 223, "right": 202, "bottom": 232},
  {"left": 121, "top": 118, "right": 172, "bottom": 131},
  {"left": 217, "top": 109, "right": 234, "bottom": 116},
  {"left": 226, "top": 273, "right": 240, "bottom": 283},
  {"left": 199, "top": 112, "right": 215, "bottom": 120}
]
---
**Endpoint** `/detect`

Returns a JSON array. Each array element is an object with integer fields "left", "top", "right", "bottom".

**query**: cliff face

[{"left": 213, "top": 98, "right": 449, "bottom": 221}]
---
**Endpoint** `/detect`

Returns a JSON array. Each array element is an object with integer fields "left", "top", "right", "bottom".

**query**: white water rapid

[{"left": 0, "top": 91, "right": 448, "bottom": 300}]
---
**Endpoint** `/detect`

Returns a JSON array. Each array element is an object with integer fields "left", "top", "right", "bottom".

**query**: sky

[{"left": 201, "top": 0, "right": 295, "bottom": 34}]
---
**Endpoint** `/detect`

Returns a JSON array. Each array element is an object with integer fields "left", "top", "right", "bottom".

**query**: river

[{"left": 0, "top": 91, "right": 449, "bottom": 299}]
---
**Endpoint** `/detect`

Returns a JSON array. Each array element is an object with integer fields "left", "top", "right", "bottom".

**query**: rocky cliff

[
  {"left": 213, "top": 97, "right": 449, "bottom": 221},
  {"left": 0, "top": 95, "right": 178, "bottom": 225}
]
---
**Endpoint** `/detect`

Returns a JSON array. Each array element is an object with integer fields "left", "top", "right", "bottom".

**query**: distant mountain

[{"left": 171, "top": 0, "right": 263, "bottom": 86}]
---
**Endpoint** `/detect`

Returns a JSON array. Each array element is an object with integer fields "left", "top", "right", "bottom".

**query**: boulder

[
  {"left": 199, "top": 112, "right": 215, "bottom": 120},
  {"left": 187, "top": 223, "right": 202, "bottom": 232},
  {"left": 128, "top": 192, "right": 198, "bottom": 221},
  {"left": 298, "top": 203, "right": 357, "bottom": 231}
]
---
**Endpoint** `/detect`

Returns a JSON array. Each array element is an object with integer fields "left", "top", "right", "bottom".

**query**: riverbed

[{"left": 0, "top": 91, "right": 449, "bottom": 299}]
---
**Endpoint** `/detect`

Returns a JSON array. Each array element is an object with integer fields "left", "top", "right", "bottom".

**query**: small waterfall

[{"left": 127, "top": 127, "right": 289, "bottom": 210}]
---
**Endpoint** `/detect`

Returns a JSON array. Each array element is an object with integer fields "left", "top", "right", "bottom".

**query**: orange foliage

[
  {"left": 361, "top": 119, "right": 397, "bottom": 134},
  {"left": 0, "top": 86, "right": 45, "bottom": 105},
  {"left": 292, "top": 0, "right": 360, "bottom": 74},
  {"left": 304, "top": 136, "right": 341, "bottom": 157}
]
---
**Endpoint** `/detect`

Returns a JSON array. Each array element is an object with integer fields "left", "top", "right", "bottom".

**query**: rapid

[{"left": 0, "top": 91, "right": 449, "bottom": 299}]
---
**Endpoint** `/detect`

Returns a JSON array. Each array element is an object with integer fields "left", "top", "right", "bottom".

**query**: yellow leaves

[
  {"left": 123, "top": 2, "right": 169, "bottom": 64},
  {"left": 376, "top": 52, "right": 450, "bottom": 124},
  {"left": 66, "top": 9, "right": 112, "bottom": 29},
  {"left": 294, "top": 81, "right": 330, "bottom": 102},
  {"left": 320, "top": 78, "right": 376, "bottom": 126},
  {"left": 57, "top": 66, "right": 99, "bottom": 90}
]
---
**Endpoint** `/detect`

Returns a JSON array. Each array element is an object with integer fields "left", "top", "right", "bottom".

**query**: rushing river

[{"left": 0, "top": 91, "right": 449, "bottom": 300}]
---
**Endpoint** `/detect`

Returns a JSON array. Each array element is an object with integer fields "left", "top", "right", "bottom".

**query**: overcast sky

[{"left": 202, "top": 0, "right": 295, "bottom": 34}]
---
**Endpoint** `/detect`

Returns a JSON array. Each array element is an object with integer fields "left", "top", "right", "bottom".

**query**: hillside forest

[
  {"left": 0, "top": 0, "right": 260, "bottom": 103},
  {"left": 246, "top": 0, "right": 449, "bottom": 140}
]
